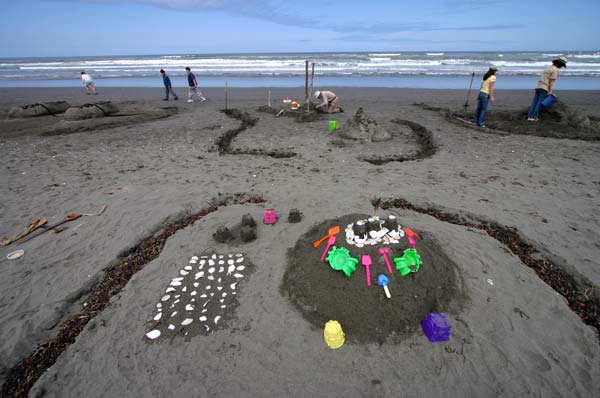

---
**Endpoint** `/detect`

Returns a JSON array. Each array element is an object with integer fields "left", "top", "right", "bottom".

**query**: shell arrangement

[
  {"left": 145, "top": 253, "right": 248, "bottom": 341},
  {"left": 345, "top": 215, "right": 405, "bottom": 247}
]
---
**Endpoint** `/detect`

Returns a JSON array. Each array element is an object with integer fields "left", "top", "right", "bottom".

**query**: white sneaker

[
  {"left": 200, "top": 98, "right": 207, "bottom": 102},
  {"left": 187, "top": 99, "right": 194, "bottom": 103}
]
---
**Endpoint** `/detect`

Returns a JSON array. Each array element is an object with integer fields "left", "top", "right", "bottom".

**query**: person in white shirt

[
  {"left": 80, "top": 71, "right": 97, "bottom": 95},
  {"left": 314, "top": 90, "right": 342, "bottom": 113}
]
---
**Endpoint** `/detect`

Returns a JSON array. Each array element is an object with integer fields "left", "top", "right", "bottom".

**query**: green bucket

[{"left": 328, "top": 120, "right": 338, "bottom": 132}]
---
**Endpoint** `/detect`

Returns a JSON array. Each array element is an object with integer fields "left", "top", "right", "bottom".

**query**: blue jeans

[
  {"left": 474, "top": 92, "right": 490, "bottom": 126},
  {"left": 527, "top": 88, "right": 548, "bottom": 119}
]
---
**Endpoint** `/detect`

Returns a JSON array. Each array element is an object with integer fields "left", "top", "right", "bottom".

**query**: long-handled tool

[
  {"left": 320, "top": 235, "right": 336, "bottom": 261},
  {"left": 313, "top": 226, "right": 340, "bottom": 248},
  {"left": 361, "top": 255, "right": 373, "bottom": 286},
  {"left": 18, "top": 213, "right": 81, "bottom": 244},
  {"left": 464, "top": 72, "right": 475, "bottom": 108}
]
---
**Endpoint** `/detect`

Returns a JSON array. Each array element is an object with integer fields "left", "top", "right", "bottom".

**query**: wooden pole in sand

[
  {"left": 268, "top": 89, "right": 271, "bottom": 107},
  {"left": 305, "top": 60, "right": 309, "bottom": 109},
  {"left": 225, "top": 81, "right": 228, "bottom": 111},
  {"left": 309, "top": 62, "right": 315, "bottom": 113}
]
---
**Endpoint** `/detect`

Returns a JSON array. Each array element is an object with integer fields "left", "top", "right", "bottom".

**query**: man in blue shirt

[
  {"left": 160, "top": 69, "right": 178, "bottom": 101},
  {"left": 185, "top": 67, "right": 206, "bottom": 103}
]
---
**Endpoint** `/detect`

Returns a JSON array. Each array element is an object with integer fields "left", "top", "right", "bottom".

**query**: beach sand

[{"left": 0, "top": 87, "right": 599, "bottom": 397}]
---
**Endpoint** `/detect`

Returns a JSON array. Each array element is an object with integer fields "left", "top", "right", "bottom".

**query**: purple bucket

[{"left": 542, "top": 94, "right": 557, "bottom": 108}]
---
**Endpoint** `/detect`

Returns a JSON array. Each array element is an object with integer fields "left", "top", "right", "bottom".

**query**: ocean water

[{"left": 1, "top": 51, "right": 599, "bottom": 89}]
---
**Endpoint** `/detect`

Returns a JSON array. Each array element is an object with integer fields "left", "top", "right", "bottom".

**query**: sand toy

[
  {"left": 325, "top": 247, "right": 358, "bottom": 277},
  {"left": 377, "top": 274, "right": 391, "bottom": 299},
  {"left": 361, "top": 255, "right": 373, "bottom": 286},
  {"left": 378, "top": 248, "right": 394, "bottom": 274},
  {"left": 393, "top": 248, "right": 422, "bottom": 276},
  {"left": 263, "top": 209, "right": 278, "bottom": 225},
  {"left": 403, "top": 227, "right": 420, "bottom": 239},
  {"left": 320, "top": 235, "right": 337, "bottom": 261},
  {"left": 313, "top": 225, "right": 340, "bottom": 248},
  {"left": 407, "top": 236, "right": 417, "bottom": 248},
  {"left": 324, "top": 320, "right": 345, "bottom": 349},
  {"left": 421, "top": 313, "right": 451, "bottom": 342},
  {"left": 329, "top": 120, "right": 338, "bottom": 132}
]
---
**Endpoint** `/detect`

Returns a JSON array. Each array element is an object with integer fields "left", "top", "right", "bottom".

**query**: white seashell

[
  {"left": 173, "top": 277, "right": 184, "bottom": 282},
  {"left": 168, "top": 324, "right": 175, "bottom": 330},
  {"left": 217, "top": 286, "right": 223, "bottom": 291},
  {"left": 182, "top": 286, "right": 187, "bottom": 292},
  {"left": 203, "top": 301, "right": 210, "bottom": 308},
  {"left": 208, "top": 260, "right": 215, "bottom": 266},
  {"left": 236, "top": 266, "right": 245, "bottom": 271},
  {"left": 171, "top": 311, "right": 177, "bottom": 317},
  {"left": 218, "top": 277, "right": 222, "bottom": 283},
  {"left": 369, "top": 230, "right": 379, "bottom": 239},
  {"left": 220, "top": 299, "right": 225, "bottom": 303},
  {"left": 218, "top": 266, "right": 224, "bottom": 273},
  {"left": 156, "top": 303, "right": 162, "bottom": 308},
  {"left": 146, "top": 330, "right": 161, "bottom": 339},
  {"left": 219, "top": 255, "right": 224, "bottom": 259},
  {"left": 208, "top": 276, "right": 215, "bottom": 281},
  {"left": 221, "top": 305, "right": 226, "bottom": 309},
  {"left": 212, "top": 254, "right": 217, "bottom": 259},
  {"left": 210, "top": 293, "right": 214, "bottom": 297},
  {"left": 180, "top": 270, "right": 189, "bottom": 276},
  {"left": 166, "top": 287, "right": 175, "bottom": 293},
  {"left": 232, "top": 292, "right": 236, "bottom": 295},
  {"left": 208, "top": 267, "right": 215, "bottom": 274},
  {"left": 170, "top": 281, "right": 182, "bottom": 286},
  {"left": 222, "top": 292, "right": 228, "bottom": 297},
  {"left": 214, "top": 316, "right": 221, "bottom": 324},
  {"left": 356, "top": 243, "right": 364, "bottom": 248},
  {"left": 236, "top": 253, "right": 243, "bottom": 257},
  {"left": 390, "top": 239, "right": 399, "bottom": 244},
  {"left": 191, "top": 256, "right": 199, "bottom": 261},
  {"left": 202, "top": 309, "right": 207, "bottom": 313},
  {"left": 161, "top": 295, "right": 171, "bottom": 301},
  {"left": 186, "top": 304, "right": 194, "bottom": 311},
  {"left": 234, "top": 273, "right": 244, "bottom": 278},
  {"left": 184, "top": 266, "right": 193, "bottom": 271},
  {"left": 189, "top": 260, "right": 197, "bottom": 264},
  {"left": 191, "top": 298, "right": 196, "bottom": 302},
  {"left": 219, "top": 260, "right": 224, "bottom": 265},
  {"left": 236, "top": 257, "right": 244, "bottom": 263},
  {"left": 154, "top": 313, "right": 162, "bottom": 321},
  {"left": 195, "top": 272, "right": 204, "bottom": 280},
  {"left": 205, "top": 325, "right": 210, "bottom": 331},
  {"left": 227, "top": 265, "right": 236, "bottom": 275},
  {"left": 200, "top": 294, "right": 207, "bottom": 298},
  {"left": 182, "top": 318, "right": 193, "bottom": 326},
  {"left": 206, "top": 285, "right": 211, "bottom": 290},
  {"left": 199, "top": 259, "right": 205, "bottom": 266},
  {"left": 175, "top": 295, "right": 180, "bottom": 298},
  {"left": 199, "top": 316, "right": 207, "bottom": 322},
  {"left": 191, "top": 291, "right": 197, "bottom": 296},
  {"left": 228, "top": 259, "right": 235, "bottom": 265},
  {"left": 346, "top": 239, "right": 354, "bottom": 245},
  {"left": 194, "top": 282, "right": 199, "bottom": 287},
  {"left": 230, "top": 283, "right": 237, "bottom": 290}
]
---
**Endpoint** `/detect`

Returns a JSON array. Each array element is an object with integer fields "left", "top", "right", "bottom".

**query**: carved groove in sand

[
  {"left": 217, "top": 108, "right": 297, "bottom": 158},
  {"left": 0, "top": 193, "right": 265, "bottom": 398},
  {"left": 375, "top": 197, "right": 600, "bottom": 336}
]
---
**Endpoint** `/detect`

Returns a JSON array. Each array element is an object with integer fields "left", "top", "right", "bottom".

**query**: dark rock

[
  {"left": 288, "top": 209, "right": 302, "bottom": 223},
  {"left": 240, "top": 226, "right": 257, "bottom": 242},
  {"left": 213, "top": 226, "right": 234, "bottom": 243},
  {"left": 241, "top": 214, "right": 256, "bottom": 228}
]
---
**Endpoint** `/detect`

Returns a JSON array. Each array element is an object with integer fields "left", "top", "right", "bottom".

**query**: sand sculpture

[
  {"left": 8, "top": 101, "right": 70, "bottom": 118},
  {"left": 64, "top": 101, "right": 119, "bottom": 121}
]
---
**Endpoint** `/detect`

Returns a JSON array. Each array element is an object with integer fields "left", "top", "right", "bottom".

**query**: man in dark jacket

[
  {"left": 185, "top": 67, "right": 206, "bottom": 103},
  {"left": 160, "top": 69, "right": 178, "bottom": 101}
]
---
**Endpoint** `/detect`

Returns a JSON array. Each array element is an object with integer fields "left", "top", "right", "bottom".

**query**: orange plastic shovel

[{"left": 313, "top": 225, "right": 340, "bottom": 248}]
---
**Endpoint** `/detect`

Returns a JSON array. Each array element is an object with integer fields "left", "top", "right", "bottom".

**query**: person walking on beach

[
  {"left": 473, "top": 66, "right": 497, "bottom": 128},
  {"left": 80, "top": 71, "right": 97, "bottom": 95},
  {"left": 160, "top": 69, "right": 178, "bottom": 101},
  {"left": 527, "top": 57, "right": 567, "bottom": 121},
  {"left": 185, "top": 67, "right": 206, "bottom": 103},
  {"left": 315, "top": 90, "right": 343, "bottom": 113}
]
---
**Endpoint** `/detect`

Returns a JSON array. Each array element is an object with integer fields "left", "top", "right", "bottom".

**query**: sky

[{"left": 0, "top": 0, "right": 599, "bottom": 57}]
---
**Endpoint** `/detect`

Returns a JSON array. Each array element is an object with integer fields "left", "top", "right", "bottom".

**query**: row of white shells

[
  {"left": 345, "top": 216, "right": 405, "bottom": 247},
  {"left": 145, "top": 254, "right": 246, "bottom": 340}
]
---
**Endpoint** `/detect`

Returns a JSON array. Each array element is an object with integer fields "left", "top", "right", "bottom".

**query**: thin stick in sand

[
  {"left": 268, "top": 89, "right": 271, "bottom": 107},
  {"left": 225, "top": 81, "right": 228, "bottom": 111},
  {"left": 305, "top": 60, "right": 309, "bottom": 107}
]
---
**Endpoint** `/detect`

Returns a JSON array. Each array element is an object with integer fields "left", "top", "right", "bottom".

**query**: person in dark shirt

[
  {"left": 185, "top": 67, "right": 206, "bottom": 103},
  {"left": 160, "top": 69, "right": 178, "bottom": 101}
]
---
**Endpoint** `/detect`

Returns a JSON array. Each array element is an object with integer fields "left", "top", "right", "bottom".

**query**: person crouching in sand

[
  {"left": 80, "top": 71, "right": 97, "bottom": 95},
  {"left": 473, "top": 66, "right": 497, "bottom": 128},
  {"left": 527, "top": 57, "right": 567, "bottom": 121},
  {"left": 315, "top": 90, "right": 343, "bottom": 113},
  {"left": 160, "top": 69, "right": 178, "bottom": 101}
]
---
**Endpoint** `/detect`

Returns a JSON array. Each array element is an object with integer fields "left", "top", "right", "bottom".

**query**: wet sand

[{"left": 1, "top": 87, "right": 599, "bottom": 397}]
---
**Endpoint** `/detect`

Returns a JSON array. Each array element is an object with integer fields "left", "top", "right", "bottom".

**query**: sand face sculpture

[
  {"left": 283, "top": 214, "right": 465, "bottom": 343},
  {"left": 145, "top": 253, "right": 250, "bottom": 341}
]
